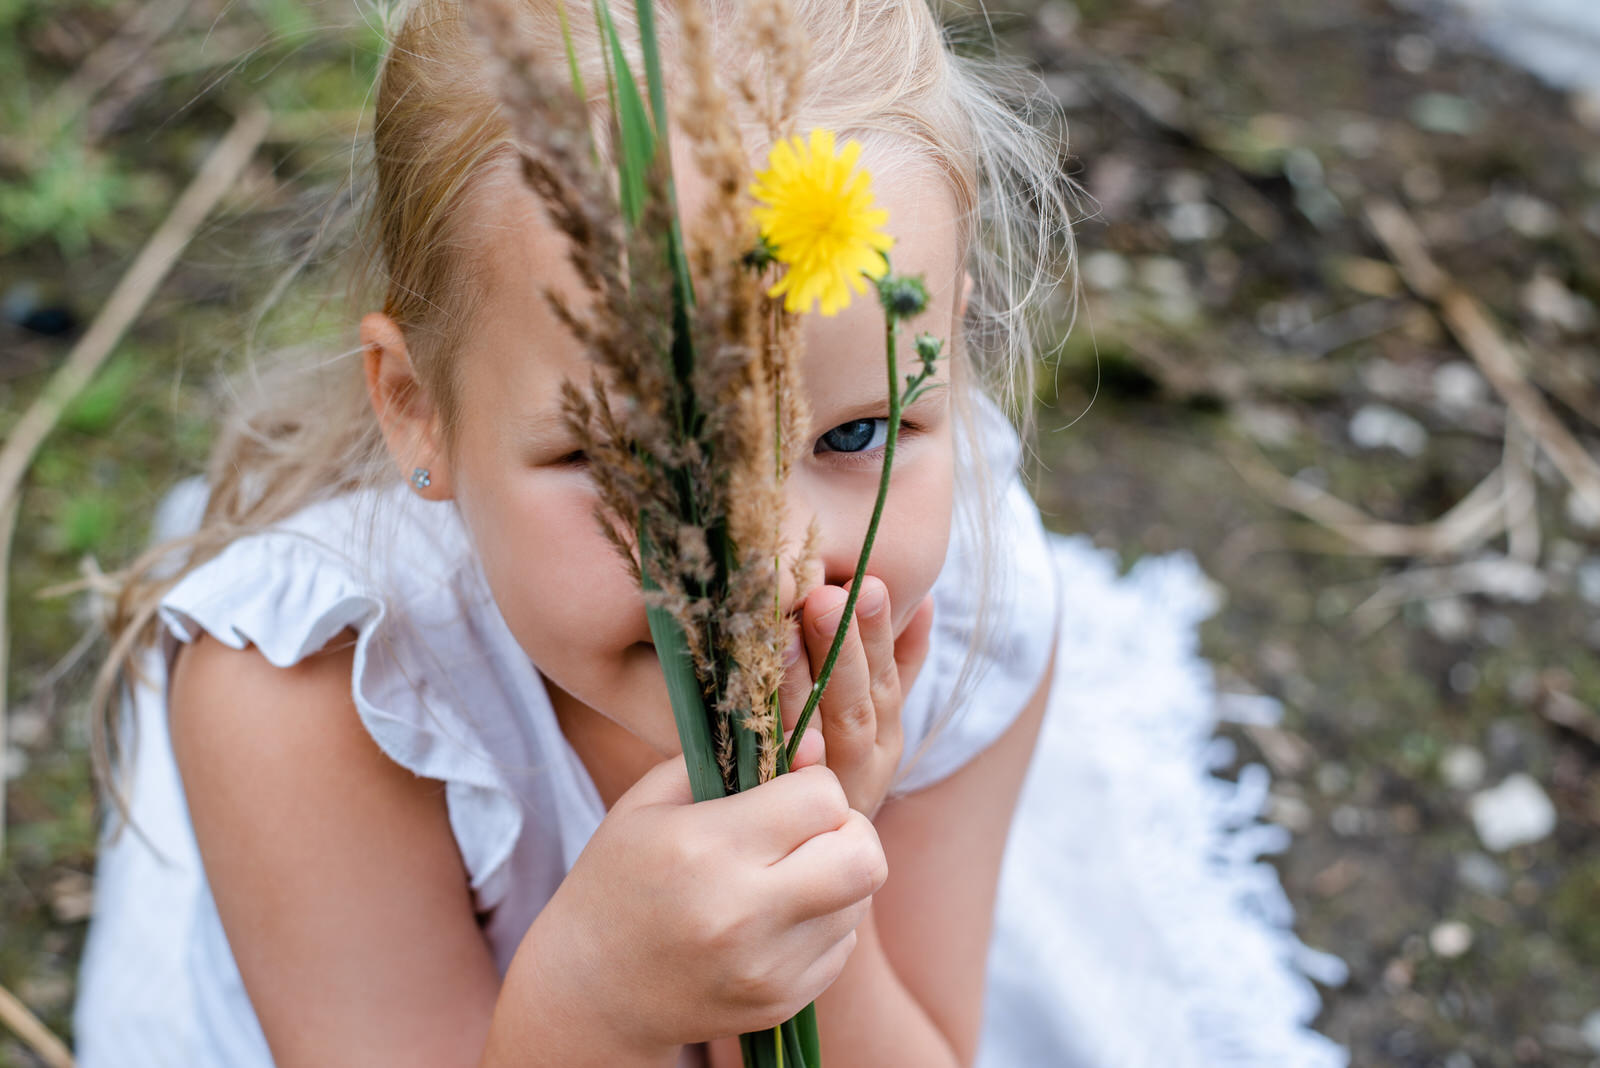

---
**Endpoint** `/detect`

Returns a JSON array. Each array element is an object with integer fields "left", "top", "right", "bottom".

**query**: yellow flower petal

[{"left": 750, "top": 127, "right": 894, "bottom": 317}]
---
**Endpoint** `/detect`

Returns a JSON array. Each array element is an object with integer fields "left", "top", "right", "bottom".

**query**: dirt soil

[{"left": 2, "top": 1, "right": 1598, "bottom": 1066}]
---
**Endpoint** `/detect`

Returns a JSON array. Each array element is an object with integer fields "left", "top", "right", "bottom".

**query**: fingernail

[
  {"left": 814, "top": 598, "right": 846, "bottom": 634},
  {"left": 858, "top": 580, "right": 886, "bottom": 617},
  {"left": 784, "top": 629, "right": 805, "bottom": 665}
]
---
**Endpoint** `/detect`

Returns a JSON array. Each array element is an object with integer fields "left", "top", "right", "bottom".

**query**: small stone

[
  {"left": 1487, "top": 720, "right": 1528, "bottom": 763},
  {"left": 1432, "top": 361, "right": 1487, "bottom": 414},
  {"left": 1393, "top": 34, "right": 1436, "bottom": 74},
  {"left": 1268, "top": 793, "right": 1313, "bottom": 833},
  {"left": 1410, "top": 93, "right": 1483, "bottom": 136},
  {"left": 1429, "top": 920, "right": 1474, "bottom": 958},
  {"left": 1163, "top": 169, "right": 1209, "bottom": 204},
  {"left": 1576, "top": 557, "right": 1600, "bottom": 606},
  {"left": 1580, "top": 1010, "right": 1600, "bottom": 1054},
  {"left": 1235, "top": 404, "right": 1299, "bottom": 447},
  {"left": 1566, "top": 492, "right": 1600, "bottom": 532},
  {"left": 1081, "top": 250, "right": 1131, "bottom": 292},
  {"left": 1138, "top": 256, "right": 1191, "bottom": 300},
  {"left": 1508, "top": 669, "right": 1542, "bottom": 704},
  {"left": 1470, "top": 773, "right": 1558, "bottom": 852},
  {"left": 1316, "top": 762, "right": 1351, "bottom": 796},
  {"left": 1523, "top": 273, "right": 1597, "bottom": 333},
  {"left": 1034, "top": 1, "right": 1080, "bottom": 49},
  {"left": 6, "top": 707, "right": 47, "bottom": 748},
  {"left": 1448, "top": 661, "right": 1481, "bottom": 694},
  {"left": 1402, "top": 165, "right": 1443, "bottom": 203},
  {"left": 1337, "top": 119, "right": 1382, "bottom": 160},
  {"left": 1424, "top": 597, "right": 1474, "bottom": 641},
  {"left": 1441, "top": 746, "right": 1486, "bottom": 791},
  {"left": 1465, "top": 557, "right": 1546, "bottom": 604},
  {"left": 1382, "top": 957, "right": 1414, "bottom": 992},
  {"left": 1502, "top": 194, "right": 1560, "bottom": 239},
  {"left": 1443, "top": 1053, "right": 1475, "bottom": 1068},
  {"left": 1456, "top": 851, "right": 1508, "bottom": 896},
  {"left": 1349, "top": 404, "right": 1428, "bottom": 457},
  {"left": 1162, "top": 201, "right": 1226, "bottom": 242},
  {"left": 1330, "top": 805, "right": 1365, "bottom": 837}
]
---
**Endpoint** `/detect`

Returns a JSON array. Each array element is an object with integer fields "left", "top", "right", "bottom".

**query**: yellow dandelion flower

[{"left": 751, "top": 128, "right": 894, "bottom": 317}]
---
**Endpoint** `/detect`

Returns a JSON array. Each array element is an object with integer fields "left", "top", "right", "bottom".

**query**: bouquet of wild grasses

[{"left": 469, "top": 1, "right": 942, "bottom": 1063}]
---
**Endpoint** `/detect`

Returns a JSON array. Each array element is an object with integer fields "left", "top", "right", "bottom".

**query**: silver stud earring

[{"left": 411, "top": 467, "right": 432, "bottom": 491}]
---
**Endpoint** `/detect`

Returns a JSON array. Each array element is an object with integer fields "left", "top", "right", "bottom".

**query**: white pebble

[
  {"left": 1566, "top": 492, "right": 1600, "bottom": 532},
  {"left": 1582, "top": 1010, "right": 1600, "bottom": 1054},
  {"left": 1162, "top": 201, "right": 1226, "bottom": 243},
  {"left": 1577, "top": 557, "right": 1600, "bottom": 606},
  {"left": 1523, "top": 273, "right": 1596, "bottom": 333},
  {"left": 1081, "top": 250, "right": 1131, "bottom": 292},
  {"left": 1469, "top": 773, "right": 1557, "bottom": 852},
  {"left": 1423, "top": 598, "right": 1473, "bottom": 642},
  {"left": 1349, "top": 404, "right": 1428, "bottom": 457},
  {"left": 1429, "top": 920, "right": 1474, "bottom": 958},
  {"left": 1432, "top": 361, "right": 1486, "bottom": 413},
  {"left": 1440, "top": 746, "right": 1486, "bottom": 791}
]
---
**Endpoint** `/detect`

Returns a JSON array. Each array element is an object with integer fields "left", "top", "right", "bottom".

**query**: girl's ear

[
  {"left": 957, "top": 270, "right": 974, "bottom": 322},
  {"left": 361, "top": 312, "right": 453, "bottom": 501}
]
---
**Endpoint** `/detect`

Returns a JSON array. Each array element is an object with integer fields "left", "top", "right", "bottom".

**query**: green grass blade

[
  {"left": 794, "top": 1003, "right": 821, "bottom": 1066},
  {"left": 632, "top": 0, "right": 670, "bottom": 142},
  {"left": 593, "top": 0, "right": 654, "bottom": 228},
  {"left": 641, "top": 525, "right": 725, "bottom": 803},
  {"left": 555, "top": 1, "right": 586, "bottom": 102}
]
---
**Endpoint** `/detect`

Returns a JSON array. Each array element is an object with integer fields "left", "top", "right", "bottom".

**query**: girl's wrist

[{"left": 483, "top": 906, "right": 678, "bottom": 1068}]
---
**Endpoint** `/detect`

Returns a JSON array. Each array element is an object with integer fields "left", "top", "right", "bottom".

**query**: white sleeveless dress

[{"left": 74, "top": 400, "right": 1349, "bottom": 1067}]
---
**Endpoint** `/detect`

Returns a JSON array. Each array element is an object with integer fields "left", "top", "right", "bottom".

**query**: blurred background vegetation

[{"left": 2, "top": 1, "right": 1598, "bottom": 1065}]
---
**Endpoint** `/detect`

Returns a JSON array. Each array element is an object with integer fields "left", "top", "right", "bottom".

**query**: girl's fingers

[
  {"left": 786, "top": 726, "right": 825, "bottom": 770},
  {"left": 710, "top": 764, "right": 850, "bottom": 861},
  {"left": 778, "top": 623, "right": 813, "bottom": 735},
  {"left": 802, "top": 583, "right": 877, "bottom": 775},
  {"left": 853, "top": 576, "right": 903, "bottom": 745},
  {"left": 767, "top": 808, "right": 886, "bottom": 918}
]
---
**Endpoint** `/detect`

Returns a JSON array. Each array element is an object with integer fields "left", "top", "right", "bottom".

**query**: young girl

[{"left": 73, "top": 2, "right": 1347, "bottom": 1065}]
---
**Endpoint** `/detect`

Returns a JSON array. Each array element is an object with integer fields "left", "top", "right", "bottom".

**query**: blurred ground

[{"left": 2, "top": 1, "right": 1598, "bottom": 1066}]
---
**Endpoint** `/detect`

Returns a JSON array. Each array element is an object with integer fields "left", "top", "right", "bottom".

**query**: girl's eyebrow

[{"left": 818, "top": 381, "right": 950, "bottom": 426}]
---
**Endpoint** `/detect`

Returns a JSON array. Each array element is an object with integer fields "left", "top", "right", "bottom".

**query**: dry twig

[
  {"left": 0, "top": 102, "right": 270, "bottom": 859},
  {"left": 1364, "top": 198, "right": 1600, "bottom": 516},
  {"left": 1227, "top": 441, "right": 1507, "bottom": 558},
  {"left": 0, "top": 981, "right": 74, "bottom": 1068}
]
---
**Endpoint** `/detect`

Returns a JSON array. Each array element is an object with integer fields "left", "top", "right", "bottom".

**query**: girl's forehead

[{"left": 459, "top": 146, "right": 963, "bottom": 403}]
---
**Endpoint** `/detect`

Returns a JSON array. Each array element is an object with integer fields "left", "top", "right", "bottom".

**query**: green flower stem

[{"left": 784, "top": 303, "right": 907, "bottom": 767}]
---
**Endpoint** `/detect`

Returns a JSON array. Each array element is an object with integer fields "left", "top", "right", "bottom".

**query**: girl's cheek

[
  {"left": 467, "top": 474, "right": 649, "bottom": 666},
  {"left": 879, "top": 444, "right": 955, "bottom": 635}
]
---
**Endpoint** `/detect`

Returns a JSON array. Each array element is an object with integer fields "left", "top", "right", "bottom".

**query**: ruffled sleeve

[
  {"left": 155, "top": 498, "right": 527, "bottom": 911},
  {"left": 892, "top": 398, "right": 1060, "bottom": 795}
]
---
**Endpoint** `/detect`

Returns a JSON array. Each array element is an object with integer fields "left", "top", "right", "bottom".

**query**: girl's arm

[
  {"left": 169, "top": 632, "right": 673, "bottom": 1068},
  {"left": 174, "top": 630, "right": 878, "bottom": 1067}
]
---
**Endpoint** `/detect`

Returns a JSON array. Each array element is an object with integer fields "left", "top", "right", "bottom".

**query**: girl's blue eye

[{"left": 817, "top": 418, "right": 888, "bottom": 454}]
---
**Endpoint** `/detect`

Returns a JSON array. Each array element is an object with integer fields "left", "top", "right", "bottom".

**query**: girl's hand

[
  {"left": 784, "top": 578, "right": 935, "bottom": 819},
  {"left": 516, "top": 730, "right": 886, "bottom": 1057}
]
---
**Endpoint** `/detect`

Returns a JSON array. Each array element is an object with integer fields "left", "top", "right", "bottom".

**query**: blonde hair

[{"left": 93, "top": 0, "right": 1074, "bottom": 809}]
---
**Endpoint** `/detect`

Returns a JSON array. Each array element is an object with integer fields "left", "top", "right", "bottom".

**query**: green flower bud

[
  {"left": 876, "top": 274, "right": 930, "bottom": 318},
  {"left": 913, "top": 333, "right": 944, "bottom": 365}
]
